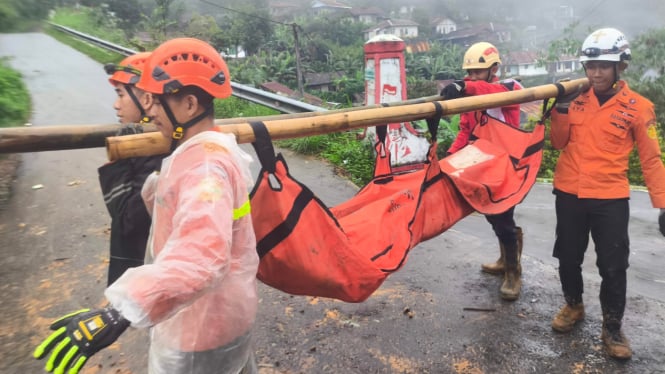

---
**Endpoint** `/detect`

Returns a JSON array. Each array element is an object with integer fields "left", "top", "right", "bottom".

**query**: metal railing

[{"left": 48, "top": 23, "right": 328, "bottom": 114}]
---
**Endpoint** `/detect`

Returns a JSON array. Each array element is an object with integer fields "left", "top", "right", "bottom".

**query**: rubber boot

[
  {"left": 602, "top": 316, "right": 632, "bottom": 360},
  {"left": 500, "top": 241, "right": 521, "bottom": 301},
  {"left": 481, "top": 242, "right": 505, "bottom": 275},
  {"left": 481, "top": 227, "right": 522, "bottom": 275}
]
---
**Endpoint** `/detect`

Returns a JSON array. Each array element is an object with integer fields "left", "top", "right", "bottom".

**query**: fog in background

[
  {"left": 466, "top": 0, "right": 665, "bottom": 40},
  {"left": 351, "top": 0, "right": 665, "bottom": 45}
]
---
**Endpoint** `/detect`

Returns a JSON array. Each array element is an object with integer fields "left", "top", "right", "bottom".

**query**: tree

[
  {"left": 107, "top": 0, "right": 144, "bottom": 37},
  {"left": 145, "top": 0, "right": 183, "bottom": 43},
  {"left": 405, "top": 42, "right": 464, "bottom": 81},
  {"left": 622, "top": 27, "right": 665, "bottom": 185},
  {"left": 536, "top": 21, "right": 585, "bottom": 82},
  {"left": 0, "top": 3, "right": 19, "bottom": 32},
  {"left": 216, "top": 0, "right": 273, "bottom": 56},
  {"left": 9, "top": 0, "right": 51, "bottom": 23},
  {"left": 186, "top": 14, "right": 221, "bottom": 43}
]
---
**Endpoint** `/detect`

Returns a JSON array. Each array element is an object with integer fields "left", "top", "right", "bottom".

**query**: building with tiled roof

[{"left": 363, "top": 19, "right": 419, "bottom": 41}]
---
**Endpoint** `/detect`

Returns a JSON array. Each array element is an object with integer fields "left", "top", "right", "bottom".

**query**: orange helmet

[
  {"left": 105, "top": 52, "right": 151, "bottom": 85},
  {"left": 462, "top": 42, "right": 501, "bottom": 69},
  {"left": 136, "top": 38, "right": 232, "bottom": 98}
]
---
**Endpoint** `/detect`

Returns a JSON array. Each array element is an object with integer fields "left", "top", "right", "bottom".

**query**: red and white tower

[{"left": 364, "top": 34, "right": 429, "bottom": 167}]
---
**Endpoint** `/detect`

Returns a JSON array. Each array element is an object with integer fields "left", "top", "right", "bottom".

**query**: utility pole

[{"left": 292, "top": 23, "right": 304, "bottom": 98}]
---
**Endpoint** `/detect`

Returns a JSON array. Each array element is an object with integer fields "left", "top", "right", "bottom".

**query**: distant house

[
  {"left": 348, "top": 7, "right": 384, "bottom": 24},
  {"left": 304, "top": 71, "right": 345, "bottom": 92},
  {"left": 432, "top": 17, "right": 457, "bottom": 35},
  {"left": 552, "top": 55, "right": 582, "bottom": 75},
  {"left": 311, "top": 0, "right": 351, "bottom": 15},
  {"left": 364, "top": 19, "right": 419, "bottom": 40},
  {"left": 502, "top": 51, "right": 548, "bottom": 77},
  {"left": 439, "top": 22, "right": 511, "bottom": 47},
  {"left": 503, "top": 51, "right": 582, "bottom": 78}
]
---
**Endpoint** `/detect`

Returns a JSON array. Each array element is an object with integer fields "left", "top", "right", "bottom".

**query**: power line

[
  {"left": 198, "top": 0, "right": 306, "bottom": 97},
  {"left": 199, "top": 0, "right": 292, "bottom": 26},
  {"left": 577, "top": 0, "right": 608, "bottom": 22}
]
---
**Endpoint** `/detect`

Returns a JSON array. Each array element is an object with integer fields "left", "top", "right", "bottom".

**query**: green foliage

[
  {"left": 410, "top": 115, "right": 460, "bottom": 159},
  {"left": 536, "top": 116, "right": 560, "bottom": 181},
  {"left": 319, "top": 70, "right": 365, "bottom": 105},
  {"left": 0, "top": 59, "right": 31, "bottom": 128},
  {"left": 321, "top": 132, "right": 374, "bottom": 186},
  {"left": 536, "top": 22, "right": 584, "bottom": 69},
  {"left": 106, "top": 0, "right": 144, "bottom": 38},
  {"left": 277, "top": 135, "right": 329, "bottom": 155},
  {"left": 186, "top": 14, "right": 221, "bottom": 43},
  {"left": 51, "top": 6, "right": 128, "bottom": 45},
  {"left": 301, "top": 16, "right": 365, "bottom": 48},
  {"left": 616, "top": 28, "right": 665, "bottom": 186},
  {"left": 436, "top": 115, "right": 460, "bottom": 158},
  {"left": 216, "top": 2, "right": 273, "bottom": 56},
  {"left": 0, "top": 3, "right": 19, "bottom": 32},
  {"left": 213, "top": 96, "right": 279, "bottom": 119},
  {"left": 145, "top": 0, "right": 183, "bottom": 43},
  {"left": 406, "top": 80, "right": 438, "bottom": 100},
  {"left": 1, "top": 0, "right": 52, "bottom": 32},
  {"left": 406, "top": 42, "right": 465, "bottom": 81}
]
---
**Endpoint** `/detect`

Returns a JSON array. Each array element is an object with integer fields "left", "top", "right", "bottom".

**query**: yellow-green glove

[{"left": 33, "top": 307, "right": 130, "bottom": 374}]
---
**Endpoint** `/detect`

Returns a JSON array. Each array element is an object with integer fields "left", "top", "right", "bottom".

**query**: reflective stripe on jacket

[{"left": 550, "top": 81, "right": 665, "bottom": 207}]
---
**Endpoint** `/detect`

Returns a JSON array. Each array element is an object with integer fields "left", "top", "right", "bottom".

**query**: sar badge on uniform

[{"left": 647, "top": 122, "right": 658, "bottom": 140}]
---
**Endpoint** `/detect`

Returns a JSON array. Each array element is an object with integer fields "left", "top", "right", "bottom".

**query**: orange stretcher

[{"left": 249, "top": 102, "right": 548, "bottom": 302}]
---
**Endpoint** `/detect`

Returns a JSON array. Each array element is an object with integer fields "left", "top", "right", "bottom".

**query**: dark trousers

[
  {"left": 485, "top": 207, "right": 518, "bottom": 246},
  {"left": 552, "top": 189, "right": 630, "bottom": 323}
]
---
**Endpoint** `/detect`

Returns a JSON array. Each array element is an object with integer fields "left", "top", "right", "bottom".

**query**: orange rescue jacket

[{"left": 550, "top": 81, "right": 665, "bottom": 207}]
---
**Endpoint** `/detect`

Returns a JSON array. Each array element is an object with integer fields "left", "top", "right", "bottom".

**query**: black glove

[
  {"left": 34, "top": 307, "right": 130, "bottom": 374},
  {"left": 659, "top": 209, "right": 665, "bottom": 237},
  {"left": 116, "top": 123, "right": 144, "bottom": 136},
  {"left": 440, "top": 80, "right": 466, "bottom": 100},
  {"left": 555, "top": 78, "right": 581, "bottom": 112}
]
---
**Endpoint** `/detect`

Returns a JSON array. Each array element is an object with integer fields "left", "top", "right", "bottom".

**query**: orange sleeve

[
  {"left": 549, "top": 109, "right": 571, "bottom": 150},
  {"left": 634, "top": 105, "right": 665, "bottom": 207}
]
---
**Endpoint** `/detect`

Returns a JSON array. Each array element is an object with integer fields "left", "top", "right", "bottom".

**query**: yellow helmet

[{"left": 462, "top": 42, "right": 501, "bottom": 69}]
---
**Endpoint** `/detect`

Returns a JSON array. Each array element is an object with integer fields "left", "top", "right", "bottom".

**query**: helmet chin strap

[
  {"left": 612, "top": 64, "right": 620, "bottom": 89},
  {"left": 124, "top": 85, "right": 150, "bottom": 124},
  {"left": 157, "top": 96, "right": 214, "bottom": 152}
]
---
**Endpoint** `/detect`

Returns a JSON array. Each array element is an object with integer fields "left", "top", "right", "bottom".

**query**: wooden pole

[
  {"left": 0, "top": 94, "right": 461, "bottom": 154},
  {"left": 107, "top": 78, "right": 588, "bottom": 161},
  {"left": 0, "top": 79, "right": 587, "bottom": 158}
]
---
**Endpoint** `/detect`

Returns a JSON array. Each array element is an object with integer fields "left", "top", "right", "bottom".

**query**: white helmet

[{"left": 580, "top": 28, "right": 631, "bottom": 63}]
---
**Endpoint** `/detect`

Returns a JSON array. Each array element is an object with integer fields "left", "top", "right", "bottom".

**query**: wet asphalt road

[{"left": 1, "top": 33, "right": 664, "bottom": 374}]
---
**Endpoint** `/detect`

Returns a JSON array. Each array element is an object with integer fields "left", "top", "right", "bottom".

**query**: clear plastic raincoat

[{"left": 105, "top": 130, "right": 258, "bottom": 374}]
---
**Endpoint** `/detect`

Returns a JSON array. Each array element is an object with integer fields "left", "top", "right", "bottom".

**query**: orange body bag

[{"left": 249, "top": 109, "right": 545, "bottom": 302}]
